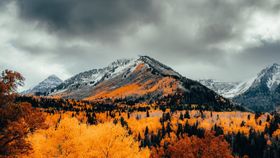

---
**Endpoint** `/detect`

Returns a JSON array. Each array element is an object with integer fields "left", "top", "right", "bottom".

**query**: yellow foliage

[
  {"left": 85, "top": 77, "right": 179, "bottom": 100},
  {"left": 127, "top": 116, "right": 162, "bottom": 137},
  {"left": 273, "top": 129, "right": 280, "bottom": 138},
  {"left": 26, "top": 117, "right": 150, "bottom": 158}
]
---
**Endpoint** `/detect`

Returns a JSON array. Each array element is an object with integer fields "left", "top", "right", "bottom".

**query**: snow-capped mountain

[
  {"left": 49, "top": 56, "right": 242, "bottom": 111},
  {"left": 198, "top": 63, "right": 280, "bottom": 112},
  {"left": 229, "top": 63, "right": 280, "bottom": 97},
  {"left": 51, "top": 56, "right": 182, "bottom": 96},
  {"left": 233, "top": 63, "right": 280, "bottom": 112},
  {"left": 198, "top": 79, "right": 240, "bottom": 98},
  {"left": 23, "top": 75, "right": 63, "bottom": 95},
  {"left": 200, "top": 63, "right": 280, "bottom": 98}
]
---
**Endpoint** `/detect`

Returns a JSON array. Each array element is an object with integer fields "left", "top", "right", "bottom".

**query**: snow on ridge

[
  {"left": 108, "top": 58, "right": 137, "bottom": 78},
  {"left": 222, "top": 77, "right": 255, "bottom": 98},
  {"left": 51, "top": 58, "right": 138, "bottom": 93}
]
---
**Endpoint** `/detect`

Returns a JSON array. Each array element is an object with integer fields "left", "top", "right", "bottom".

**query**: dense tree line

[
  {"left": 16, "top": 93, "right": 280, "bottom": 158},
  {"left": 114, "top": 110, "right": 280, "bottom": 158}
]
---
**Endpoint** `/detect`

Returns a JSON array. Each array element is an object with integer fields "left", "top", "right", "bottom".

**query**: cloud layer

[
  {"left": 1, "top": 0, "right": 280, "bottom": 90},
  {"left": 17, "top": 0, "right": 163, "bottom": 41}
]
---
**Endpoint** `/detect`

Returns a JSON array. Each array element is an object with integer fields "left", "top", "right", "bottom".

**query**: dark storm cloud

[
  {"left": 15, "top": 0, "right": 278, "bottom": 43},
  {"left": 16, "top": 0, "right": 163, "bottom": 41},
  {"left": 1, "top": 0, "right": 280, "bottom": 90},
  {"left": 134, "top": 0, "right": 280, "bottom": 67},
  {"left": 10, "top": 40, "right": 51, "bottom": 55},
  {"left": 239, "top": 40, "right": 280, "bottom": 64},
  {"left": 221, "top": 40, "right": 280, "bottom": 80},
  {"left": 0, "top": 0, "right": 9, "bottom": 6}
]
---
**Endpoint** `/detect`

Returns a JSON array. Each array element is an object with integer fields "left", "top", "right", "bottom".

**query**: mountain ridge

[{"left": 42, "top": 56, "right": 242, "bottom": 111}]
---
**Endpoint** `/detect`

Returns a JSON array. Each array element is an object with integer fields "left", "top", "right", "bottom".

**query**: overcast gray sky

[{"left": 1, "top": 0, "right": 280, "bottom": 91}]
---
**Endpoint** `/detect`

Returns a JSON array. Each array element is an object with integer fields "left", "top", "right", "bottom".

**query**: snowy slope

[
  {"left": 51, "top": 58, "right": 138, "bottom": 94},
  {"left": 198, "top": 79, "right": 240, "bottom": 98},
  {"left": 222, "top": 78, "right": 255, "bottom": 98}
]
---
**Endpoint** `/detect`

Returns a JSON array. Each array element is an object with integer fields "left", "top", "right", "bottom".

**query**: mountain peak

[
  {"left": 259, "top": 63, "right": 280, "bottom": 76},
  {"left": 138, "top": 55, "right": 153, "bottom": 61},
  {"left": 137, "top": 55, "right": 182, "bottom": 78},
  {"left": 46, "top": 74, "right": 62, "bottom": 81},
  {"left": 23, "top": 75, "right": 62, "bottom": 95},
  {"left": 40, "top": 75, "right": 62, "bottom": 86},
  {"left": 271, "top": 63, "right": 280, "bottom": 67}
]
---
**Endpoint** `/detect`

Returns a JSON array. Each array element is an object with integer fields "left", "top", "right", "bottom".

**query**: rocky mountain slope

[{"left": 49, "top": 56, "right": 241, "bottom": 111}]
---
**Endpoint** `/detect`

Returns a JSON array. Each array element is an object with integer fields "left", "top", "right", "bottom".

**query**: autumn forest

[{"left": 1, "top": 70, "right": 280, "bottom": 158}]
